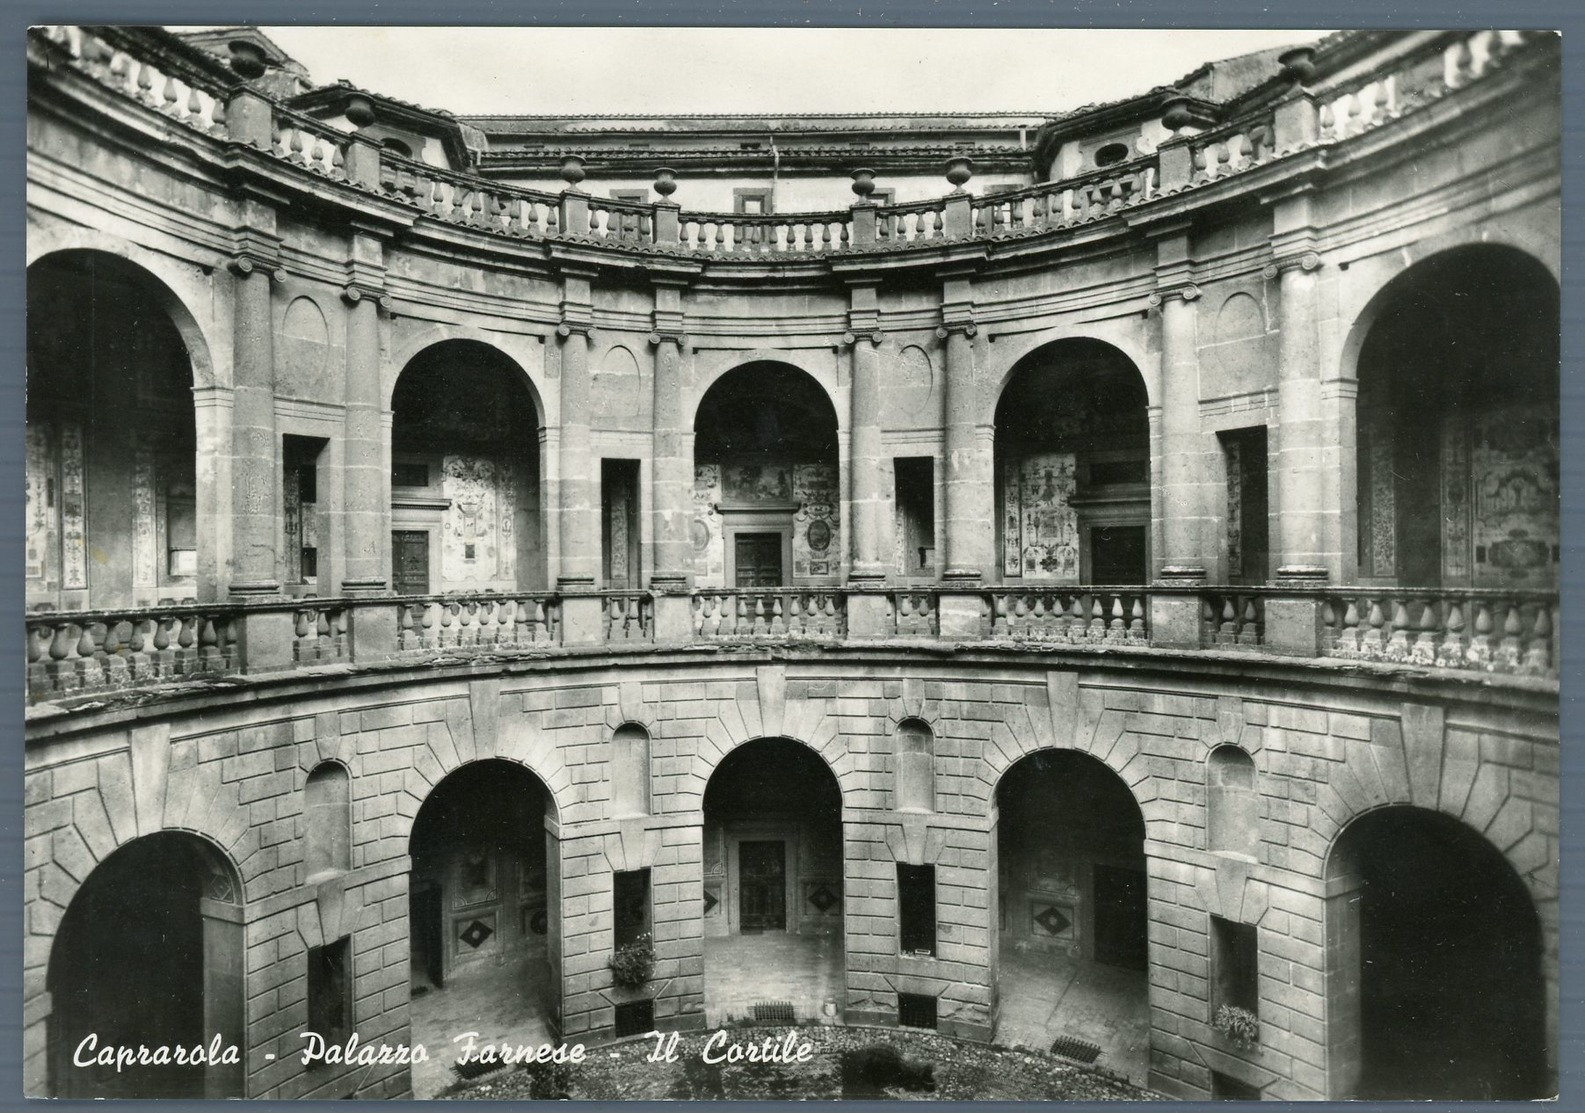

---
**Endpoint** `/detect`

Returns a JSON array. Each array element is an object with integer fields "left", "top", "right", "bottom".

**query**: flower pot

[
  {"left": 1160, "top": 94, "right": 1195, "bottom": 132},
  {"left": 345, "top": 93, "right": 377, "bottom": 129},
  {"left": 559, "top": 154, "right": 587, "bottom": 188},
  {"left": 653, "top": 166, "right": 678, "bottom": 198},
  {"left": 228, "top": 40, "right": 268, "bottom": 79},
  {"left": 945, "top": 156, "right": 974, "bottom": 190},
  {"left": 1279, "top": 46, "right": 1317, "bottom": 85},
  {"left": 850, "top": 167, "right": 878, "bottom": 199}
]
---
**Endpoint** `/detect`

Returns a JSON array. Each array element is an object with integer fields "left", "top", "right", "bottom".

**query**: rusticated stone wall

[{"left": 22, "top": 651, "right": 1558, "bottom": 1100}]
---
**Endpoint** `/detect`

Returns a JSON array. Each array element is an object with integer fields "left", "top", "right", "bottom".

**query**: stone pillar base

[
  {"left": 558, "top": 584, "right": 604, "bottom": 646},
  {"left": 1263, "top": 596, "right": 1326, "bottom": 657},
  {"left": 846, "top": 590, "right": 892, "bottom": 639},
  {"left": 1149, "top": 592, "right": 1205, "bottom": 650},
  {"left": 651, "top": 592, "right": 696, "bottom": 643},
  {"left": 344, "top": 600, "right": 397, "bottom": 664},
  {"left": 233, "top": 608, "right": 294, "bottom": 673}
]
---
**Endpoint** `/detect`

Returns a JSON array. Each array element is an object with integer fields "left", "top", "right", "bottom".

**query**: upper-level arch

[
  {"left": 992, "top": 338, "right": 1151, "bottom": 583},
  {"left": 390, "top": 338, "right": 547, "bottom": 594},
  {"left": 684, "top": 348, "right": 843, "bottom": 435},
  {"left": 27, "top": 249, "right": 212, "bottom": 610},
  {"left": 691, "top": 360, "right": 842, "bottom": 588},
  {"left": 1344, "top": 244, "right": 1558, "bottom": 589},
  {"left": 984, "top": 324, "right": 1157, "bottom": 416}
]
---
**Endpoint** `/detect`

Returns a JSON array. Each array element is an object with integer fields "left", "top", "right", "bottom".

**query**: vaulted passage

[
  {"left": 994, "top": 341, "right": 1150, "bottom": 584},
  {"left": 407, "top": 760, "right": 557, "bottom": 1098},
  {"left": 994, "top": 750, "right": 1150, "bottom": 1083},
  {"left": 701, "top": 739, "right": 844, "bottom": 1023},
  {"left": 390, "top": 342, "right": 544, "bottom": 595},
  {"left": 1355, "top": 246, "right": 1559, "bottom": 589},
  {"left": 26, "top": 251, "right": 199, "bottom": 611},
  {"left": 1326, "top": 806, "right": 1547, "bottom": 1100},
  {"left": 47, "top": 833, "right": 244, "bottom": 1099},
  {"left": 692, "top": 364, "right": 840, "bottom": 588}
]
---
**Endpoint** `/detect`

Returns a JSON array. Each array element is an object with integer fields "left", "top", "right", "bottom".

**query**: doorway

[
  {"left": 739, "top": 840, "right": 787, "bottom": 932},
  {"left": 1092, "top": 864, "right": 1149, "bottom": 971},
  {"left": 733, "top": 533, "right": 784, "bottom": 587},
  {"left": 392, "top": 530, "right": 430, "bottom": 595}
]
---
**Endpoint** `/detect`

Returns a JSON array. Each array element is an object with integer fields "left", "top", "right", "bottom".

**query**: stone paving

[
  {"left": 704, "top": 932, "right": 846, "bottom": 1027},
  {"left": 993, "top": 944, "right": 1150, "bottom": 1086},
  {"left": 407, "top": 953, "right": 554, "bottom": 1099}
]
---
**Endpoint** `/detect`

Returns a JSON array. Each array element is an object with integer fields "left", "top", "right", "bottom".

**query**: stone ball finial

[
  {"left": 1160, "top": 93, "right": 1194, "bottom": 132},
  {"left": 1279, "top": 46, "right": 1318, "bottom": 85},
  {"left": 228, "top": 39, "right": 268, "bottom": 79},
  {"left": 345, "top": 93, "right": 377, "bottom": 129},
  {"left": 653, "top": 166, "right": 678, "bottom": 198},
  {"left": 559, "top": 154, "right": 587, "bottom": 188},
  {"left": 850, "top": 167, "right": 878, "bottom": 199},
  {"left": 945, "top": 156, "right": 974, "bottom": 190}
]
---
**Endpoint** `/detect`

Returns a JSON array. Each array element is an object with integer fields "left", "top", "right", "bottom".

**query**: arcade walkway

[
  {"left": 704, "top": 933, "right": 845, "bottom": 1027},
  {"left": 994, "top": 947, "right": 1151, "bottom": 1086}
]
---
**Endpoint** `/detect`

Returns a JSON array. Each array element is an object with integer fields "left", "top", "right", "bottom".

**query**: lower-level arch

[
  {"left": 991, "top": 748, "right": 1150, "bottom": 1084},
  {"left": 406, "top": 759, "right": 559, "bottom": 1098},
  {"left": 1324, "top": 805, "right": 1548, "bottom": 1099},
  {"left": 47, "top": 831, "right": 245, "bottom": 1099}
]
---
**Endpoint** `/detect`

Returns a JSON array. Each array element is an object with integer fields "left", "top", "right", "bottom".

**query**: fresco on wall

[
  {"left": 1001, "top": 453, "right": 1078, "bottom": 580},
  {"left": 723, "top": 463, "right": 792, "bottom": 503},
  {"left": 793, "top": 464, "right": 840, "bottom": 579},
  {"left": 24, "top": 425, "right": 53, "bottom": 592},
  {"left": 441, "top": 455, "right": 515, "bottom": 584},
  {"left": 1472, "top": 405, "right": 1558, "bottom": 586},
  {"left": 58, "top": 421, "right": 87, "bottom": 592},
  {"left": 691, "top": 464, "right": 725, "bottom": 586}
]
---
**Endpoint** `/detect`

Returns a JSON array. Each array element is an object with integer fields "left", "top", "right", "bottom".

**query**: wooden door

[
  {"left": 738, "top": 840, "right": 786, "bottom": 932},
  {"left": 392, "top": 530, "right": 429, "bottom": 595},
  {"left": 733, "top": 533, "right": 783, "bottom": 587}
]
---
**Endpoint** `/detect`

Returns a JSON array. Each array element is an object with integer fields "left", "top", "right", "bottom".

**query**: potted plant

[
  {"left": 610, "top": 932, "right": 655, "bottom": 988},
  {"left": 1212, "top": 1004, "right": 1260, "bottom": 1050}
]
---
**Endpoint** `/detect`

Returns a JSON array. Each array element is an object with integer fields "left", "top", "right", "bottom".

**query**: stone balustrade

[
  {"left": 26, "top": 583, "right": 1555, "bottom": 707},
  {"left": 30, "top": 25, "right": 1555, "bottom": 265}
]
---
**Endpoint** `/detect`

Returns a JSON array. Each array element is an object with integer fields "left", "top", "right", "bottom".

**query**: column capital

[
  {"left": 1263, "top": 251, "right": 1322, "bottom": 279},
  {"left": 842, "top": 330, "right": 884, "bottom": 348},
  {"left": 647, "top": 330, "right": 689, "bottom": 349},
  {"left": 1147, "top": 282, "right": 1201, "bottom": 307},
  {"left": 227, "top": 254, "right": 287, "bottom": 284},
  {"left": 557, "top": 303, "right": 594, "bottom": 337},
  {"left": 340, "top": 284, "right": 393, "bottom": 312}
]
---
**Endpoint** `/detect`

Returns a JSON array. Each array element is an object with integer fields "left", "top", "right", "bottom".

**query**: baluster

[
  {"left": 1411, "top": 598, "right": 1440, "bottom": 664},
  {"left": 1494, "top": 604, "right": 1524, "bottom": 672},
  {"left": 1219, "top": 598, "right": 1237, "bottom": 645},
  {"left": 1523, "top": 604, "right": 1552, "bottom": 675},
  {"left": 1437, "top": 600, "right": 1467, "bottom": 668},
  {"left": 1385, "top": 600, "right": 1412, "bottom": 660},
  {"left": 1130, "top": 596, "right": 1146, "bottom": 640},
  {"left": 1239, "top": 598, "right": 1259, "bottom": 646}
]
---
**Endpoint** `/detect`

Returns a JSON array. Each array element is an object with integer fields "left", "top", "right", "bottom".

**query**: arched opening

[
  {"left": 1325, "top": 806, "right": 1547, "bottom": 1099},
  {"left": 692, "top": 363, "right": 840, "bottom": 588},
  {"left": 26, "top": 251, "right": 200, "bottom": 611},
  {"left": 1206, "top": 746, "right": 1258, "bottom": 858},
  {"left": 47, "top": 832, "right": 244, "bottom": 1099},
  {"left": 994, "top": 750, "right": 1149, "bottom": 1083},
  {"left": 390, "top": 341, "right": 544, "bottom": 596},
  {"left": 1354, "top": 246, "right": 1558, "bottom": 588},
  {"left": 994, "top": 340, "right": 1150, "bottom": 584},
  {"left": 701, "top": 738, "right": 844, "bottom": 1023},
  {"left": 407, "top": 760, "right": 556, "bottom": 1098}
]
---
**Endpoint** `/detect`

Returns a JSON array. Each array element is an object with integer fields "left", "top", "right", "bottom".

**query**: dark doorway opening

[
  {"left": 739, "top": 841, "right": 787, "bottom": 932},
  {"left": 1092, "top": 865, "right": 1148, "bottom": 971}
]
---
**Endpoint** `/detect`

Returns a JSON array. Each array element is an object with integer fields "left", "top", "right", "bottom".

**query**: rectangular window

[
  {"left": 734, "top": 188, "right": 774, "bottom": 215},
  {"left": 392, "top": 460, "right": 429, "bottom": 488},
  {"left": 610, "top": 189, "right": 649, "bottom": 203},
  {"left": 1211, "top": 1070, "right": 1263, "bottom": 1100},
  {"left": 897, "top": 992, "right": 938, "bottom": 1029},
  {"left": 894, "top": 457, "right": 936, "bottom": 576},
  {"left": 306, "top": 937, "right": 353, "bottom": 1052},
  {"left": 601, "top": 459, "right": 641, "bottom": 588},
  {"left": 614, "top": 868, "right": 651, "bottom": 948},
  {"left": 897, "top": 864, "right": 937, "bottom": 956},
  {"left": 1210, "top": 915, "right": 1259, "bottom": 1014},
  {"left": 1219, "top": 427, "right": 1270, "bottom": 583}
]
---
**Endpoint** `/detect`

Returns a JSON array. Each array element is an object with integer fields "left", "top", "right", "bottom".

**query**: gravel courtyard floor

[{"left": 441, "top": 1023, "right": 1162, "bottom": 1101}]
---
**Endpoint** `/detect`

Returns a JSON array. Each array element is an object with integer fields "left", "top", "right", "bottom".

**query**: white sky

[{"left": 238, "top": 27, "right": 1333, "bottom": 116}]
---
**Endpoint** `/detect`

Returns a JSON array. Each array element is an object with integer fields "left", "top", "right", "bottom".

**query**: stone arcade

[{"left": 23, "top": 25, "right": 1559, "bottom": 1101}]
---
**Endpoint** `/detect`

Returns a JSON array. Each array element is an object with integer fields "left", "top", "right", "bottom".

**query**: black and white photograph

[{"left": 19, "top": 18, "right": 1562, "bottom": 1103}]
